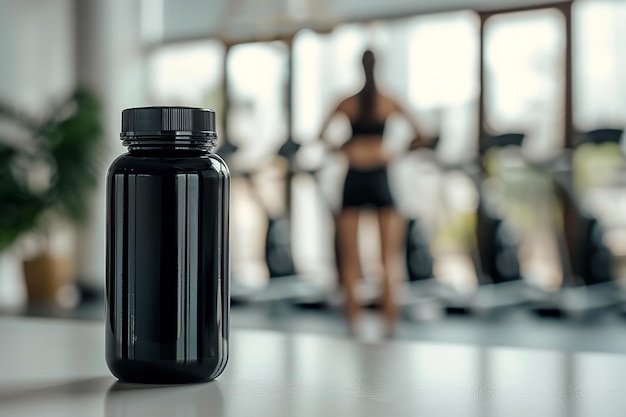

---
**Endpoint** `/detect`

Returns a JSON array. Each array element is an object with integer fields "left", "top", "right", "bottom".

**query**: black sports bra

[{"left": 350, "top": 119, "right": 386, "bottom": 137}]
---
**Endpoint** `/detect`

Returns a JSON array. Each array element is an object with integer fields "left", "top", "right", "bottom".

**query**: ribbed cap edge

[{"left": 121, "top": 106, "right": 216, "bottom": 136}]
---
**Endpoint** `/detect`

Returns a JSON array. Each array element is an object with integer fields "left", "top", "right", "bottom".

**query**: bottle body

[{"left": 105, "top": 150, "right": 230, "bottom": 383}]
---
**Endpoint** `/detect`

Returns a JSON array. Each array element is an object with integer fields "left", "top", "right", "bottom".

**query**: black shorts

[{"left": 342, "top": 167, "right": 394, "bottom": 208}]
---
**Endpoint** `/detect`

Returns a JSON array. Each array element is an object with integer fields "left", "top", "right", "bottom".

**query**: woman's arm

[
  {"left": 317, "top": 99, "right": 348, "bottom": 148},
  {"left": 391, "top": 98, "right": 428, "bottom": 150}
]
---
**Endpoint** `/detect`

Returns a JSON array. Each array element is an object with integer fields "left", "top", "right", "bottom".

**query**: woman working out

[{"left": 318, "top": 50, "right": 426, "bottom": 336}]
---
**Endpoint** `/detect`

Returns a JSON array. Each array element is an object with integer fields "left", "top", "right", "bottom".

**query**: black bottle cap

[{"left": 121, "top": 106, "right": 216, "bottom": 138}]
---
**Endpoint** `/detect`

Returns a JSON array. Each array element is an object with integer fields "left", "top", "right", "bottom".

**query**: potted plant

[{"left": 0, "top": 90, "right": 103, "bottom": 304}]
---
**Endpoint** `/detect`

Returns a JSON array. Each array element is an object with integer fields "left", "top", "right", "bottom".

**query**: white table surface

[{"left": 0, "top": 317, "right": 625, "bottom": 417}]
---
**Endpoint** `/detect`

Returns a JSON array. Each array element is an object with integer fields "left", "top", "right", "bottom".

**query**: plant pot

[{"left": 22, "top": 253, "right": 75, "bottom": 304}]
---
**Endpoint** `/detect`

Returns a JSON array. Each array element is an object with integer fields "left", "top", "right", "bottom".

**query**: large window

[
  {"left": 147, "top": 40, "right": 225, "bottom": 133},
  {"left": 407, "top": 11, "right": 480, "bottom": 162},
  {"left": 574, "top": 0, "right": 626, "bottom": 131},
  {"left": 293, "top": 13, "right": 481, "bottom": 157},
  {"left": 226, "top": 41, "right": 289, "bottom": 163},
  {"left": 484, "top": 9, "right": 565, "bottom": 158}
]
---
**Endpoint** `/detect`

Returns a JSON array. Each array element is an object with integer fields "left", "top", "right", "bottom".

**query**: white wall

[
  {"left": 0, "top": 0, "right": 75, "bottom": 308},
  {"left": 74, "top": 0, "right": 146, "bottom": 289},
  {"left": 0, "top": 0, "right": 145, "bottom": 292},
  {"left": 0, "top": 0, "right": 75, "bottom": 113},
  {"left": 0, "top": 0, "right": 144, "bottom": 287}
]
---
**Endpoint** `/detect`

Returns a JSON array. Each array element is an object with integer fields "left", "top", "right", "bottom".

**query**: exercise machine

[{"left": 528, "top": 129, "right": 623, "bottom": 316}]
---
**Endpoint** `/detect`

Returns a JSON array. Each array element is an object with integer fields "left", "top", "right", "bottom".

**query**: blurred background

[{"left": 3, "top": 0, "right": 626, "bottom": 350}]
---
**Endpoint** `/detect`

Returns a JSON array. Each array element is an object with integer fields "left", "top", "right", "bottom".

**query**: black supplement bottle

[{"left": 105, "top": 107, "right": 230, "bottom": 383}]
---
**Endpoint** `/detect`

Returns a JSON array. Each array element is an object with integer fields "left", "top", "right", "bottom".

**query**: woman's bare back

[{"left": 338, "top": 93, "right": 398, "bottom": 169}]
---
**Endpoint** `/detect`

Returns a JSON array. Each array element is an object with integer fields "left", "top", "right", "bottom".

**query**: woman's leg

[
  {"left": 377, "top": 207, "right": 405, "bottom": 336},
  {"left": 336, "top": 208, "right": 361, "bottom": 332}
]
